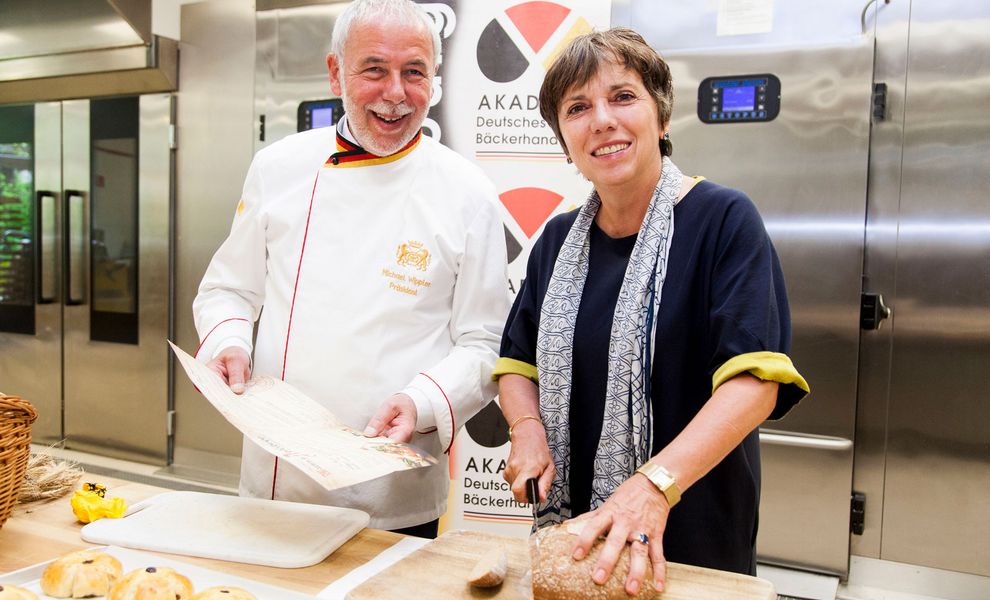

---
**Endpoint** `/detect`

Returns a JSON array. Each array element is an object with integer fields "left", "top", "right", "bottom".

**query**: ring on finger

[{"left": 633, "top": 532, "right": 649, "bottom": 546}]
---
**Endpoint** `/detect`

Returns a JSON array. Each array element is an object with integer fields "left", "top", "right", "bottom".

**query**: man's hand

[
  {"left": 205, "top": 346, "right": 252, "bottom": 394},
  {"left": 363, "top": 393, "right": 418, "bottom": 442}
]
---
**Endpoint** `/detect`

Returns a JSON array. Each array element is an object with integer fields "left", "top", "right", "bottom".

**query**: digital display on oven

[
  {"left": 297, "top": 98, "right": 345, "bottom": 132},
  {"left": 721, "top": 86, "right": 756, "bottom": 112},
  {"left": 310, "top": 106, "right": 337, "bottom": 129},
  {"left": 698, "top": 74, "right": 780, "bottom": 124}
]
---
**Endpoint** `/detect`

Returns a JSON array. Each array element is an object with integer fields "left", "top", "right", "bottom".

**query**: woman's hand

[
  {"left": 570, "top": 474, "right": 670, "bottom": 595},
  {"left": 498, "top": 374, "right": 555, "bottom": 504},
  {"left": 502, "top": 418, "right": 555, "bottom": 504}
]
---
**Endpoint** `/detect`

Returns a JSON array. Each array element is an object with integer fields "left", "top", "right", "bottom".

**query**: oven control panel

[
  {"left": 297, "top": 98, "right": 344, "bottom": 132},
  {"left": 697, "top": 74, "right": 780, "bottom": 123}
]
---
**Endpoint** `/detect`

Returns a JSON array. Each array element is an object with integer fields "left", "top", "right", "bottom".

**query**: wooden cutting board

[{"left": 346, "top": 529, "right": 776, "bottom": 599}]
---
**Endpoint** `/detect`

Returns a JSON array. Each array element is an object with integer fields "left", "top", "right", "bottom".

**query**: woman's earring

[
  {"left": 566, "top": 156, "right": 573, "bottom": 164},
  {"left": 660, "top": 132, "right": 673, "bottom": 157}
]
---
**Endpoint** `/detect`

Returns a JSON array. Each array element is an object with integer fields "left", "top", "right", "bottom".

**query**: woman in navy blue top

[{"left": 493, "top": 28, "right": 809, "bottom": 596}]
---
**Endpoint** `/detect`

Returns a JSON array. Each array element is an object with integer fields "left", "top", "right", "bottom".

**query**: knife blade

[
  {"left": 526, "top": 477, "right": 541, "bottom": 577},
  {"left": 526, "top": 477, "right": 540, "bottom": 524}
]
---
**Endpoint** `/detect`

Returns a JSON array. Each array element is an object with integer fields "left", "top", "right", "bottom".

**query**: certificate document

[{"left": 169, "top": 341, "right": 437, "bottom": 491}]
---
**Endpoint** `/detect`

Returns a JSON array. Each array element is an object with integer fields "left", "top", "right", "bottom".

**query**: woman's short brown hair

[{"left": 539, "top": 27, "right": 674, "bottom": 156}]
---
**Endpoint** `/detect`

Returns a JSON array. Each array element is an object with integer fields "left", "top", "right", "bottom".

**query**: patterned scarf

[{"left": 535, "top": 156, "right": 683, "bottom": 526}]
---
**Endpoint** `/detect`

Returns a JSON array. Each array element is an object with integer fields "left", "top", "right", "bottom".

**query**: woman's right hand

[
  {"left": 503, "top": 418, "right": 555, "bottom": 504},
  {"left": 498, "top": 373, "right": 555, "bottom": 504}
]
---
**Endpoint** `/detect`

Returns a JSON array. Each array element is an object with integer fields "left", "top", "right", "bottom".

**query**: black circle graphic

[
  {"left": 465, "top": 400, "right": 510, "bottom": 448},
  {"left": 477, "top": 19, "right": 529, "bottom": 83},
  {"left": 503, "top": 224, "right": 523, "bottom": 264}
]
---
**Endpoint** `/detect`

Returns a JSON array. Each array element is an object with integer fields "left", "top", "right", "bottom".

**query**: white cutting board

[{"left": 81, "top": 491, "right": 369, "bottom": 568}]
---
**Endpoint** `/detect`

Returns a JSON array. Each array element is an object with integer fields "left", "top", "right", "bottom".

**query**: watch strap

[{"left": 635, "top": 462, "right": 681, "bottom": 508}]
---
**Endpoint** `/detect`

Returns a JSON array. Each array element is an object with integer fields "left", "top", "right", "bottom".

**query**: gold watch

[{"left": 635, "top": 463, "right": 681, "bottom": 508}]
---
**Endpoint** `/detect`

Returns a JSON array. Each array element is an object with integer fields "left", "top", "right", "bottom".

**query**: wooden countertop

[
  {"left": 0, "top": 478, "right": 777, "bottom": 599},
  {"left": 0, "top": 477, "right": 404, "bottom": 595}
]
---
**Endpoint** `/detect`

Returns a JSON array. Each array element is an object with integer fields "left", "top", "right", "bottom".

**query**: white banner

[{"left": 418, "top": 0, "right": 612, "bottom": 538}]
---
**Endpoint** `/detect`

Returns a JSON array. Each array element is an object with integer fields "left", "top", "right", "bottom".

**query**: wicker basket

[{"left": 0, "top": 393, "right": 37, "bottom": 528}]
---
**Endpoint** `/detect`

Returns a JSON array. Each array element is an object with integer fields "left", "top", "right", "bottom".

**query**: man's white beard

[{"left": 340, "top": 78, "right": 425, "bottom": 156}]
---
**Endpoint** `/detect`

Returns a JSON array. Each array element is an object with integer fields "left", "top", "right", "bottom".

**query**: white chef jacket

[{"left": 193, "top": 118, "right": 510, "bottom": 529}]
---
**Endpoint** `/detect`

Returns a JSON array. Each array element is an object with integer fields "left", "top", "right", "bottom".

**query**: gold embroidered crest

[{"left": 396, "top": 240, "right": 431, "bottom": 271}]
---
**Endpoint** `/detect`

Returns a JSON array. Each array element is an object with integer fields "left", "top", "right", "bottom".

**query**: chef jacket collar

[{"left": 327, "top": 114, "right": 422, "bottom": 168}]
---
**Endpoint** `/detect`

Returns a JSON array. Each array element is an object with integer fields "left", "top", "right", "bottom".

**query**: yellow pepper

[{"left": 70, "top": 482, "right": 127, "bottom": 523}]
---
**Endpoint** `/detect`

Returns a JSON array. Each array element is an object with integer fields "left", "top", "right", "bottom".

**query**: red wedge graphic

[
  {"left": 500, "top": 187, "right": 563, "bottom": 238},
  {"left": 506, "top": 2, "right": 571, "bottom": 53}
]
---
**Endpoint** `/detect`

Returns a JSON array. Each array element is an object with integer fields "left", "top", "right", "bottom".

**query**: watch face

[{"left": 638, "top": 464, "right": 680, "bottom": 507}]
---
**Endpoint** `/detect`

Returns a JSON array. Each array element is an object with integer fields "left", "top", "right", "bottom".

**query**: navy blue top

[{"left": 500, "top": 179, "right": 800, "bottom": 575}]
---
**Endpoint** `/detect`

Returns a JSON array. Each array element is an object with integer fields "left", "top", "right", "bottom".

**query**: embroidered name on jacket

[{"left": 383, "top": 240, "right": 434, "bottom": 296}]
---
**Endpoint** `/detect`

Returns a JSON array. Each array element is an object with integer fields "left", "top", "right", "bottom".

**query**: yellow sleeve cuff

[
  {"left": 712, "top": 351, "right": 810, "bottom": 403},
  {"left": 492, "top": 357, "right": 538, "bottom": 383}
]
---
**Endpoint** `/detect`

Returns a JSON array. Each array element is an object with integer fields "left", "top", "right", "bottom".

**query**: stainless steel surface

[
  {"left": 257, "top": 0, "right": 348, "bottom": 10},
  {"left": 254, "top": 3, "right": 347, "bottom": 151},
  {"left": 65, "top": 191, "right": 86, "bottom": 304},
  {"left": 38, "top": 192, "right": 56, "bottom": 302},
  {"left": 61, "top": 94, "right": 171, "bottom": 463},
  {"left": 760, "top": 431, "right": 854, "bottom": 452},
  {"left": 0, "top": 0, "right": 176, "bottom": 104},
  {"left": 629, "top": 1, "right": 867, "bottom": 51},
  {"left": 0, "top": 46, "right": 151, "bottom": 82},
  {"left": 0, "top": 94, "right": 172, "bottom": 462},
  {"left": 0, "top": 37, "right": 178, "bottom": 104},
  {"left": 172, "top": 0, "right": 256, "bottom": 472},
  {"left": 875, "top": 0, "right": 990, "bottom": 577},
  {"left": 631, "top": 0, "right": 873, "bottom": 576},
  {"left": 842, "top": 555, "right": 990, "bottom": 600},
  {"left": 0, "top": 102, "right": 63, "bottom": 443},
  {"left": 609, "top": 0, "right": 631, "bottom": 27},
  {"left": 0, "top": 0, "right": 148, "bottom": 60},
  {"left": 852, "top": 0, "right": 912, "bottom": 561}
]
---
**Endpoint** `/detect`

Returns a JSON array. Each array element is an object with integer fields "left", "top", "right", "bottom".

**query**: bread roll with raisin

[
  {"left": 0, "top": 584, "right": 39, "bottom": 600},
  {"left": 40, "top": 549, "right": 123, "bottom": 598},
  {"left": 192, "top": 587, "right": 257, "bottom": 600},
  {"left": 107, "top": 566, "right": 194, "bottom": 600}
]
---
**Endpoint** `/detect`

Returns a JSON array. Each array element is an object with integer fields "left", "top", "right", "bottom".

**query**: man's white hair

[{"left": 331, "top": 0, "right": 442, "bottom": 66}]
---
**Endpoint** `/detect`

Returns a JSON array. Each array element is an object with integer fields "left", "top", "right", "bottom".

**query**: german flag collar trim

[{"left": 325, "top": 130, "right": 422, "bottom": 168}]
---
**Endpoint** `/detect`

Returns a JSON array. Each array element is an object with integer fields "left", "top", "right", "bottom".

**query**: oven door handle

[
  {"left": 36, "top": 190, "right": 58, "bottom": 304},
  {"left": 64, "top": 189, "right": 87, "bottom": 306},
  {"left": 759, "top": 429, "right": 853, "bottom": 451}
]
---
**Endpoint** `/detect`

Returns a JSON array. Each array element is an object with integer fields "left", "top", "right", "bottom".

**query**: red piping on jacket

[
  {"left": 419, "top": 373, "right": 455, "bottom": 455},
  {"left": 194, "top": 317, "right": 251, "bottom": 359},
  {"left": 271, "top": 166, "right": 321, "bottom": 500},
  {"left": 282, "top": 172, "right": 320, "bottom": 381}
]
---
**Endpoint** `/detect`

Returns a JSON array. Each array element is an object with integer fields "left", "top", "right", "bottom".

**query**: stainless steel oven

[{"left": 0, "top": 95, "right": 172, "bottom": 463}]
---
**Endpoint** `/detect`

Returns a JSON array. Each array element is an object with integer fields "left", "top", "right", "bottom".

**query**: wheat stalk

[{"left": 18, "top": 445, "right": 84, "bottom": 503}]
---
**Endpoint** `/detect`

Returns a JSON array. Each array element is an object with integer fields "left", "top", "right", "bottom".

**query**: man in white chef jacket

[{"left": 193, "top": 0, "right": 510, "bottom": 538}]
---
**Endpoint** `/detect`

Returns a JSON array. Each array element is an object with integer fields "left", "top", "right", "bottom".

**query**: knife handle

[{"left": 526, "top": 478, "right": 540, "bottom": 506}]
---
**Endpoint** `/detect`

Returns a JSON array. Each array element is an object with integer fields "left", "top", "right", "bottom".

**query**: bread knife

[
  {"left": 526, "top": 477, "right": 540, "bottom": 572},
  {"left": 526, "top": 477, "right": 540, "bottom": 524}
]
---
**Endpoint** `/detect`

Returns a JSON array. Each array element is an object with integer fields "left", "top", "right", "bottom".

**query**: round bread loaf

[
  {"left": 191, "top": 587, "right": 257, "bottom": 600},
  {"left": 0, "top": 584, "right": 39, "bottom": 600},
  {"left": 530, "top": 524, "right": 656, "bottom": 600},
  {"left": 107, "top": 566, "right": 194, "bottom": 600},
  {"left": 40, "top": 549, "right": 123, "bottom": 598}
]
